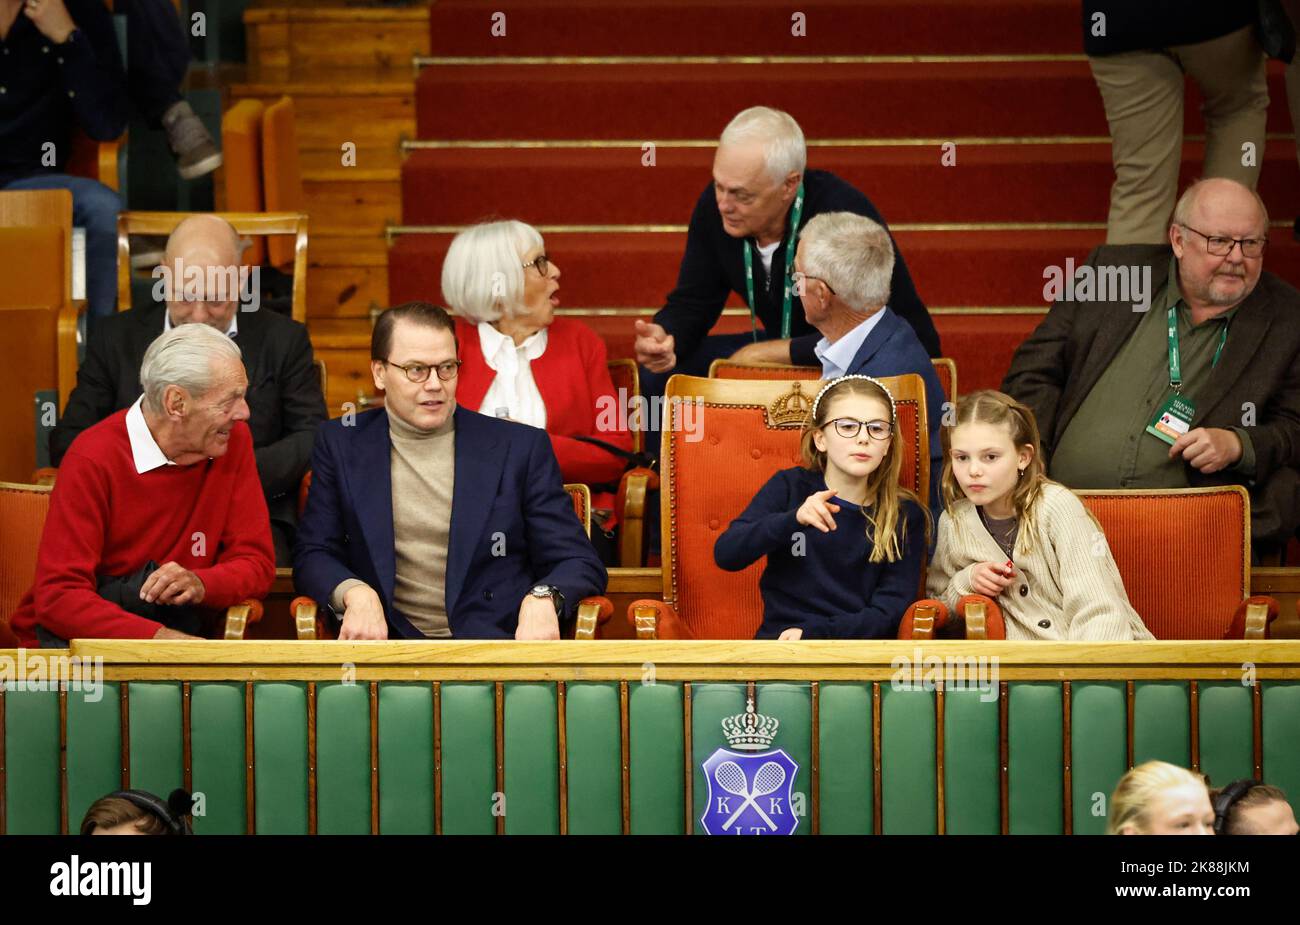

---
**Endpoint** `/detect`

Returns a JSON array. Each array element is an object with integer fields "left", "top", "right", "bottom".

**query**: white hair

[
  {"left": 719, "top": 106, "right": 806, "bottom": 185},
  {"left": 440, "top": 219, "right": 545, "bottom": 324},
  {"left": 140, "top": 323, "right": 243, "bottom": 414},
  {"left": 799, "top": 212, "right": 895, "bottom": 312}
]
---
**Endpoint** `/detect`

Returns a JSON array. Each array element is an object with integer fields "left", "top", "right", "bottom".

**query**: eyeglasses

[
  {"left": 827, "top": 418, "right": 892, "bottom": 440},
  {"left": 383, "top": 359, "right": 462, "bottom": 383},
  {"left": 1180, "top": 225, "right": 1267, "bottom": 258},
  {"left": 792, "top": 270, "right": 836, "bottom": 297},
  {"left": 522, "top": 254, "right": 552, "bottom": 277}
]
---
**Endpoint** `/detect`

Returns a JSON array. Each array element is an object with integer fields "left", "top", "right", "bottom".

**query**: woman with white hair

[{"left": 441, "top": 219, "right": 633, "bottom": 490}]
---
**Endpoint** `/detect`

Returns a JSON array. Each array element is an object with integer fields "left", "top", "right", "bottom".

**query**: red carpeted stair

[{"left": 392, "top": 0, "right": 1300, "bottom": 395}]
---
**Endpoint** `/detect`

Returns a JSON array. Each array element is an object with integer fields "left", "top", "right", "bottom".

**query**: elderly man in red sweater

[{"left": 10, "top": 323, "right": 276, "bottom": 645}]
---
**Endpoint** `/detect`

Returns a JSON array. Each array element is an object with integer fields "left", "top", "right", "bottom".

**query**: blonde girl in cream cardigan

[{"left": 926, "top": 390, "right": 1153, "bottom": 641}]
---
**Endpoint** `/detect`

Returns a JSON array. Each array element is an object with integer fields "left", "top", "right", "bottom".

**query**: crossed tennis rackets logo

[{"left": 700, "top": 697, "right": 800, "bottom": 836}]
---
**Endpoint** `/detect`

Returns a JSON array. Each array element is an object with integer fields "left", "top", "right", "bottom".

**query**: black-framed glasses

[
  {"left": 792, "top": 270, "right": 836, "bottom": 297},
  {"left": 1180, "top": 225, "right": 1267, "bottom": 258},
  {"left": 522, "top": 254, "right": 552, "bottom": 277},
  {"left": 384, "top": 359, "right": 462, "bottom": 383},
  {"left": 828, "top": 418, "right": 891, "bottom": 440}
]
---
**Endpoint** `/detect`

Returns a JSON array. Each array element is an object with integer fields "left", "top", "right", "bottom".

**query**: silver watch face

[{"left": 530, "top": 585, "right": 550, "bottom": 597}]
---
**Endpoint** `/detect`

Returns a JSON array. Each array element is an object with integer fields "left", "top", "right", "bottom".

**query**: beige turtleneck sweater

[{"left": 330, "top": 409, "right": 456, "bottom": 637}]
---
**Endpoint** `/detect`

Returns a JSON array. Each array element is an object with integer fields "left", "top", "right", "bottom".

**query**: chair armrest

[
  {"left": 897, "top": 599, "right": 950, "bottom": 640},
  {"left": 1231, "top": 596, "right": 1279, "bottom": 639},
  {"left": 627, "top": 599, "right": 692, "bottom": 639},
  {"left": 953, "top": 594, "right": 1006, "bottom": 640},
  {"left": 574, "top": 596, "right": 615, "bottom": 640},
  {"left": 222, "top": 599, "right": 264, "bottom": 639},
  {"left": 31, "top": 467, "right": 58, "bottom": 486},
  {"left": 617, "top": 467, "right": 659, "bottom": 568},
  {"left": 290, "top": 595, "right": 325, "bottom": 640},
  {"left": 97, "top": 135, "right": 126, "bottom": 193}
]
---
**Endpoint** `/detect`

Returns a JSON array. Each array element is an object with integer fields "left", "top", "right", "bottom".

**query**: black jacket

[
  {"left": 653, "top": 168, "right": 940, "bottom": 366},
  {"left": 50, "top": 303, "right": 327, "bottom": 532},
  {"left": 1081, "top": 2, "right": 1254, "bottom": 57}
]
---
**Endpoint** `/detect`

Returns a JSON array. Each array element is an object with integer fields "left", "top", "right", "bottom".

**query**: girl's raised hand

[
  {"left": 970, "top": 561, "right": 1015, "bottom": 597},
  {"left": 778, "top": 627, "right": 804, "bottom": 641},
  {"left": 796, "top": 489, "right": 840, "bottom": 533}
]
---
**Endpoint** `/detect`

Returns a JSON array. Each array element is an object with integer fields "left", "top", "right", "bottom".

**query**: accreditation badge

[{"left": 1145, "top": 394, "right": 1196, "bottom": 446}]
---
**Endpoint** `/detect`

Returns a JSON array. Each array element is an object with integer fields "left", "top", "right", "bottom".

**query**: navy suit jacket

[
  {"left": 293, "top": 405, "right": 607, "bottom": 638},
  {"left": 843, "top": 308, "right": 947, "bottom": 516}
]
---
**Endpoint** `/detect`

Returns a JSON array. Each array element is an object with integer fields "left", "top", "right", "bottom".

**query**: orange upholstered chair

[
  {"left": 220, "top": 99, "right": 267, "bottom": 265},
  {"left": 902, "top": 485, "right": 1276, "bottom": 641},
  {"left": 627, "top": 373, "right": 930, "bottom": 639},
  {"left": 261, "top": 96, "right": 305, "bottom": 272},
  {"left": 0, "top": 482, "right": 53, "bottom": 644},
  {"left": 710, "top": 357, "right": 957, "bottom": 401}
]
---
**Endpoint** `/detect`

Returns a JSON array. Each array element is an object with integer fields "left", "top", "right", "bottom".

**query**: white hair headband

[{"left": 811, "top": 375, "right": 897, "bottom": 423}]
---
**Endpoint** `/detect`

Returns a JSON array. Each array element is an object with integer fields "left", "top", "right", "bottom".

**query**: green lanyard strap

[
  {"left": 1167, "top": 304, "right": 1230, "bottom": 393},
  {"left": 742, "top": 182, "right": 805, "bottom": 341}
]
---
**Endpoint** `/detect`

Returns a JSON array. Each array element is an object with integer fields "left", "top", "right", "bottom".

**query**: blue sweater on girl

[{"left": 714, "top": 466, "right": 927, "bottom": 639}]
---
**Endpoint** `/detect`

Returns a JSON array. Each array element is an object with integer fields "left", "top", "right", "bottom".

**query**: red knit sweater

[{"left": 9, "top": 410, "right": 276, "bottom": 645}]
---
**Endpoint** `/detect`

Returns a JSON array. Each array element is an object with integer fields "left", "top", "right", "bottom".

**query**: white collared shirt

[
  {"left": 477, "top": 322, "right": 548, "bottom": 428},
  {"left": 125, "top": 396, "right": 177, "bottom": 474},
  {"left": 164, "top": 309, "right": 238, "bottom": 338},
  {"left": 814, "top": 307, "right": 889, "bottom": 379}
]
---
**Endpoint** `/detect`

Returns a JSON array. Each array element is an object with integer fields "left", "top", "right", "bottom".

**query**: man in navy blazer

[
  {"left": 294, "top": 302, "right": 606, "bottom": 640},
  {"left": 777, "top": 212, "right": 946, "bottom": 513}
]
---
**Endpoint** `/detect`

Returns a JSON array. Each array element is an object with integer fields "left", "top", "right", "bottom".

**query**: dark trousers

[{"left": 122, "top": 0, "right": 191, "bottom": 126}]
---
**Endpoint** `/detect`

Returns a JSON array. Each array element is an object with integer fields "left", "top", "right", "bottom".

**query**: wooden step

[{"left": 244, "top": 0, "right": 430, "bottom": 71}]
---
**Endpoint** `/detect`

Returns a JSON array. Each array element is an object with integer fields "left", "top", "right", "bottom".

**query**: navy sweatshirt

[
  {"left": 653, "top": 169, "right": 940, "bottom": 367},
  {"left": 714, "top": 467, "right": 926, "bottom": 639}
]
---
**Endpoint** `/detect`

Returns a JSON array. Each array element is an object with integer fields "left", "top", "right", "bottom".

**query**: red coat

[{"left": 455, "top": 318, "right": 633, "bottom": 487}]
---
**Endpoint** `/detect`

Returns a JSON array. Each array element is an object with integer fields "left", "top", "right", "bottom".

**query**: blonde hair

[
  {"left": 440, "top": 219, "right": 545, "bottom": 324},
  {"left": 800, "top": 377, "right": 929, "bottom": 563},
  {"left": 1107, "top": 761, "right": 1209, "bottom": 835},
  {"left": 939, "top": 389, "right": 1059, "bottom": 555}
]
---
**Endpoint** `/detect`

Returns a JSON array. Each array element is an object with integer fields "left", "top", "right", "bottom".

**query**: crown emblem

[
  {"left": 721, "top": 697, "right": 780, "bottom": 751},
  {"left": 767, "top": 381, "right": 814, "bottom": 428}
]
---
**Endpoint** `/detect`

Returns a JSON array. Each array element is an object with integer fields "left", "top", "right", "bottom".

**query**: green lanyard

[
  {"left": 1167, "top": 304, "right": 1229, "bottom": 393},
  {"left": 742, "top": 182, "right": 804, "bottom": 341}
]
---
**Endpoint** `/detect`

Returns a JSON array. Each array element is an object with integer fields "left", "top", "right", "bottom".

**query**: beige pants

[{"left": 1089, "top": 25, "right": 1269, "bottom": 245}]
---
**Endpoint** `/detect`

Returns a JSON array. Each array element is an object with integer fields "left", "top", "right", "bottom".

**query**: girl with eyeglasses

[
  {"left": 926, "top": 389, "right": 1152, "bottom": 640},
  {"left": 714, "top": 375, "right": 929, "bottom": 640}
]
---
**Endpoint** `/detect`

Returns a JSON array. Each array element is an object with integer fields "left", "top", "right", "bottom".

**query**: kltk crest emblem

[{"left": 700, "top": 697, "right": 799, "bottom": 835}]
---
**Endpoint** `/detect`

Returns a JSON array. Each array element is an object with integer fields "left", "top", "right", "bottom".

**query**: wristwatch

[{"left": 528, "top": 584, "right": 565, "bottom": 616}]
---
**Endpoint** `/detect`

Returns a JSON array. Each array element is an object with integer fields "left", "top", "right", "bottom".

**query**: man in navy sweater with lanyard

[{"left": 635, "top": 106, "right": 940, "bottom": 392}]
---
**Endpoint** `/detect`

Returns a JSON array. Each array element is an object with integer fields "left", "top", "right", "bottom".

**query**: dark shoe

[{"left": 162, "top": 100, "right": 223, "bottom": 180}]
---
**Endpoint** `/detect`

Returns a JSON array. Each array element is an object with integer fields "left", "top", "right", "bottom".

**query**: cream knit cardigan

[{"left": 926, "top": 482, "right": 1155, "bottom": 641}]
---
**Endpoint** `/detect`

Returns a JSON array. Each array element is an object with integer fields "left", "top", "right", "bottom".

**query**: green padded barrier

[
  {"left": 628, "top": 681, "right": 684, "bottom": 835},
  {"left": 1198, "top": 681, "right": 1254, "bottom": 787},
  {"left": 880, "top": 685, "right": 936, "bottom": 834},
  {"left": 690, "top": 683, "right": 747, "bottom": 834},
  {"left": 127, "top": 683, "right": 183, "bottom": 800},
  {"left": 253, "top": 682, "right": 308, "bottom": 835},
  {"left": 1071, "top": 682, "right": 1126, "bottom": 835},
  {"left": 316, "top": 682, "right": 371, "bottom": 835},
  {"left": 3, "top": 688, "right": 61, "bottom": 834},
  {"left": 563, "top": 683, "right": 621, "bottom": 835},
  {"left": 817, "top": 683, "right": 873, "bottom": 835},
  {"left": 1262, "top": 683, "right": 1300, "bottom": 802},
  {"left": 1132, "top": 682, "right": 1190, "bottom": 768},
  {"left": 440, "top": 683, "right": 495, "bottom": 835},
  {"left": 66, "top": 683, "right": 121, "bottom": 832},
  {"left": 378, "top": 683, "right": 434, "bottom": 835},
  {"left": 943, "top": 684, "right": 1000, "bottom": 834},
  {"left": 190, "top": 682, "right": 245, "bottom": 835},
  {"left": 1007, "top": 683, "right": 1063, "bottom": 834},
  {"left": 757, "top": 683, "right": 811, "bottom": 835},
  {"left": 503, "top": 683, "right": 559, "bottom": 835}
]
